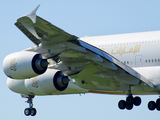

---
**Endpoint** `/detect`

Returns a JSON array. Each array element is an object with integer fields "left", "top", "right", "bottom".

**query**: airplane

[{"left": 3, "top": 5, "right": 160, "bottom": 116}]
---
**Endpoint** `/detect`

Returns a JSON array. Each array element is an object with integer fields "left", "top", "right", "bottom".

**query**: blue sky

[{"left": 1, "top": 0, "right": 160, "bottom": 119}]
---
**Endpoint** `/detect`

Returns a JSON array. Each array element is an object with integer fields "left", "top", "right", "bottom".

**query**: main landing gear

[
  {"left": 118, "top": 88, "right": 141, "bottom": 110},
  {"left": 24, "top": 95, "right": 37, "bottom": 116},
  {"left": 118, "top": 95, "right": 141, "bottom": 110},
  {"left": 118, "top": 88, "right": 160, "bottom": 111},
  {"left": 148, "top": 98, "right": 160, "bottom": 111}
]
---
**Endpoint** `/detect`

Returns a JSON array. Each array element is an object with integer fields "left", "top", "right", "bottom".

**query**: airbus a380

[{"left": 3, "top": 5, "right": 160, "bottom": 116}]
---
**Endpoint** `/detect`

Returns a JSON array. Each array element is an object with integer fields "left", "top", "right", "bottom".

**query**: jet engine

[
  {"left": 3, "top": 51, "right": 48, "bottom": 79},
  {"left": 7, "top": 69, "right": 70, "bottom": 95}
]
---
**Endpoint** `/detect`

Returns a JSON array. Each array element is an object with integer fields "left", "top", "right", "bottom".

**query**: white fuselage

[
  {"left": 81, "top": 31, "right": 160, "bottom": 68},
  {"left": 80, "top": 31, "right": 160, "bottom": 89}
]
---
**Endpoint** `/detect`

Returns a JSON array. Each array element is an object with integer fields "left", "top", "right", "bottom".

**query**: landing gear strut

[{"left": 24, "top": 95, "right": 37, "bottom": 116}]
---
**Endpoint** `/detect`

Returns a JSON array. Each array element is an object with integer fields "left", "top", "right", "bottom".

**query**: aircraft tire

[
  {"left": 126, "top": 102, "right": 133, "bottom": 110},
  {"left": 118, "top": 100, "right": 126, "bottom": 110},
  {"left": 133, "top": 96, "right": 141, "bottom": 106},
  {"left": 156, "top": 98, "right": 160, "bottom": 111},
  {"left": 24, "top": 108, "right": 31, "bottom": 116},
  {"left": 126, "top": 96, "right": 134, "bottom": 105},
  {"left": 148, "top": 101, "right": 156, "bottom": 111},
  {"left": 30, "top": 108, "right": 37, "bottom": 116}
]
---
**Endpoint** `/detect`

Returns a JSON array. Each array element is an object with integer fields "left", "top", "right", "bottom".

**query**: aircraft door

[{"left": 135, "top": 55, "right": 142, "bottom": 67}]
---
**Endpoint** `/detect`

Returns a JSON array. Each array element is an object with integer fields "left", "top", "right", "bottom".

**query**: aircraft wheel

[
  {"left": 156, "top": 98, "right": 160, "bottom": 111},
  {"left": 24, "top": 108, "right": 31, "bottom": 116},
  {"left": 126, "top": 102, "right": 133, "bottom": 110},
  {"left": 126, "top": 96, "right": 134, "bottom": 105},
  {"left": 30, "top": 108, "right": 37, "bottom": 116},
  {"left": 148, "top": 101, "right": 156, "bottom": 111},
  {"left": 134, "top": 96, "right": 141, "bottom": 106},
  {"left": 118, "top": 100, "right": 126, "bottom": 110}
]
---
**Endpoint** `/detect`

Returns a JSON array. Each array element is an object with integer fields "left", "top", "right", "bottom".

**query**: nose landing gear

[{"left": 24, "top": 95, "right": 37, "bottom": 116}]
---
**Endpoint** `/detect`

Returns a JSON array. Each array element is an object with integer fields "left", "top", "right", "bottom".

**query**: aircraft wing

[
  {"left": 15, "top": 5, "right": 77, "bottom": 46},
  {"left": 15, "top": 6, "right": 156, "bottom": 93}
]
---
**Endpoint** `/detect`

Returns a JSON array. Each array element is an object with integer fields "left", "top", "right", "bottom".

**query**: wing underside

[{"left": 15, "top": 6, "right": 156, "bottom": 94}]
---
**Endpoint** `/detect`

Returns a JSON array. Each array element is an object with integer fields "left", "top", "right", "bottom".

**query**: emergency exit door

[{"left": 135, "top": 55, "right": 142, "bottom": 67}]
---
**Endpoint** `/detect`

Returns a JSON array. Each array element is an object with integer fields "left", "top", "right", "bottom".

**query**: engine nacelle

[
  {"left": 3, "top": 51, "right": 48, "bottom": 79},
  {"left": 25, "top": 69, "right": 70, "bottom": 95},
  {"left": 7, "top": 69, "right": 70, "bottom": 95}
]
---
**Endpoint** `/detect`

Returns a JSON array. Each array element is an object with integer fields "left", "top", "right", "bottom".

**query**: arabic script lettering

[{"left": 111, "top": 45, "right": 141, "bottom": 55}]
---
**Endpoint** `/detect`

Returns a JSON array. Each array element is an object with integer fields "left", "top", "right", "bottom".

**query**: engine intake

[
  {"left": 32, "top": 54, "right": 48, "bottom": 74},
  {"left": 53, "top": 71, "right": 70, "bottom": 91}
]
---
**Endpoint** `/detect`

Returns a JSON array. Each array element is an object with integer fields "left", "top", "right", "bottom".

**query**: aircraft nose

[{"left": 7, "top": 78, "right": 30, "bottom": 94}]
